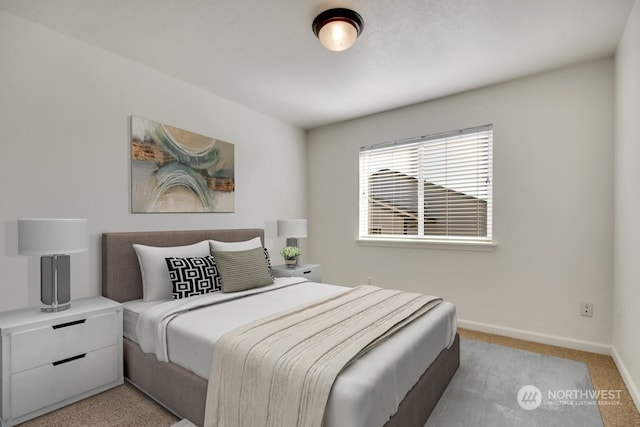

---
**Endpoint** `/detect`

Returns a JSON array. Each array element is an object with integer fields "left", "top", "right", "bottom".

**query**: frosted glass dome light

[{"left": 312, "top": 8, "right": 364, "bottom": 52}]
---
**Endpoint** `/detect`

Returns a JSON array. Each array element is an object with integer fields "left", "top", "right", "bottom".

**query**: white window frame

[{"left": 358, "top": 125, "right": 495, "bottom": 250}]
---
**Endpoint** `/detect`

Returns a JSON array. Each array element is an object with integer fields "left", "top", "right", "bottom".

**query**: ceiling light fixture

[{"left": 312, "top": 8, "right": 364, "bottom": 52}]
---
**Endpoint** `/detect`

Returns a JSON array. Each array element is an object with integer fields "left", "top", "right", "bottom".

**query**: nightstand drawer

[
  {"left": 272, "top": 264, "right": 322, "bottom": 282},
  {"left": 11, "top": 345, "right": 119, "bottom": 419},
  {"left": 297, "top": 266, "right": 321, "bottom": 282},
  {"left": 11, "top": 312, "right": 119, "bottom": 373}
]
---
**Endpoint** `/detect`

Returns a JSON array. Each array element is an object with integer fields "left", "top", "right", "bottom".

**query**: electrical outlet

[{"left": 580, "top": 302, "right": 593, "bottom": 317}]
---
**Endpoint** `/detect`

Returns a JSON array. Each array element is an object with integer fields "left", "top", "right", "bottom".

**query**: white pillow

[
  {"left": 133, "top": 241, "right": 211, "bottom": 301},
  {"left": 209, "top": 237, "right": 262, "bottom": 252}
]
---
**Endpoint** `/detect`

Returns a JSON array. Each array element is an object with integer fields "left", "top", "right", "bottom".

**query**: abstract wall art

[{"left": 131, "top": 116, "right": 235, "bottom": 213}]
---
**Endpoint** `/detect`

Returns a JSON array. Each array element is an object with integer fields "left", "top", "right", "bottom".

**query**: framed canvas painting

[{"left": 131, "top": 116, "right": 235, "bottom": 213}]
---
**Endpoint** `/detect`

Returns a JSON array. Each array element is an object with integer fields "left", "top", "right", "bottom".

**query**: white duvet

[{"left": 133, "top": 278, "right": 457, "bottom": 427}]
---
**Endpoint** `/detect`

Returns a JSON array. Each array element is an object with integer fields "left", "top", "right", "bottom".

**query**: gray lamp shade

[
  {"left": 277, "top": 219, "right": 308, "bottom": 238},
  {"left": 18, "top": 219, "right": 88, "bottom": 255}
]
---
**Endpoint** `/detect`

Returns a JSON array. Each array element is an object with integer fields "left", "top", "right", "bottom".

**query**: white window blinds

[{"left": 359, "top": 125, "right": 493, "bottom": 242}]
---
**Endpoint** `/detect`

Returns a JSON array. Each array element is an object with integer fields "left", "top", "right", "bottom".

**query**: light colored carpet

[
  {"left": 426, "top": 338, "right": 603, "bottom": 427},
  {"left": 19, "top": 380, "right": 178, "bottom": 426},
  {"left": 459, "top": 328, "right": 640, "bottom": 426}
]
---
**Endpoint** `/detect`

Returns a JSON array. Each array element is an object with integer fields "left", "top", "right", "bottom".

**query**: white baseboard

[
  {"left": 457, "top": 319, "right": 611, "bottom": 355},
  {"left": 611, "top": 346, "right": 640, "bottom": 412}
]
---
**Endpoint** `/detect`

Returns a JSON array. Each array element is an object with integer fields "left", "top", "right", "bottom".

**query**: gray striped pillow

[{"left": 213, "top": 247, "right": 274, "bottom": 292}]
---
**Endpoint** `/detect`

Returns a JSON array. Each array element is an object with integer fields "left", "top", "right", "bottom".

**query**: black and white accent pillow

[
  {"left": 165, "top": 256, "right": 221, "bottom": 299},
  {"left": 264, "top": 248, "right": 275, "bottom": 280}
]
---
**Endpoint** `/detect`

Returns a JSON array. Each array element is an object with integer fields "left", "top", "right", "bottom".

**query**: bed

[{"left": 102, "top": 228, "right": 459, "bottom": 427}]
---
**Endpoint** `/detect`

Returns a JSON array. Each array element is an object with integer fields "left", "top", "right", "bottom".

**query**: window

[{"left": 359, "top": 125, "right": 493, "bottom": 244}]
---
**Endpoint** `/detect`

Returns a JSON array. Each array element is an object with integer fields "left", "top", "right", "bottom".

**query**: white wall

[
  {"left": 308, "top": 59, "right": 614, "bottom": 351},
  {"left": 0, "top": 11, "right": 307, "bottom": 311},
  {"left": 613, "top": 0, "right": 640, "bottom": 409}
]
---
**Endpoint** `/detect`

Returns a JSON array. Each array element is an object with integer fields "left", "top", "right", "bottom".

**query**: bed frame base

[
  {"left": 124, "top": 334, "right": 459, "bottom": 427},
  {"left": 385, "top": 333, "right": 460, "bottom": 427},
  {"left": 124, "top": 337, "right": 207, "bottom": 425}
]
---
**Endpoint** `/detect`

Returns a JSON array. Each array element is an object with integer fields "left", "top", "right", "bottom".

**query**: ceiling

[{"left": 0, "top": 0, "right": 635, "bottom": 129}]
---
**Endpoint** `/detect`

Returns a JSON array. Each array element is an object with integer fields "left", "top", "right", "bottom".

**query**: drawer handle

[
  {"left": 53, "top": 353, "right": 86, "bottom": 366},
  {"left": 52, "top": 319, "right": 86, "bottom": 330},
  {"left": 303, "top": 270, "right": 312, "bottom": 274}
]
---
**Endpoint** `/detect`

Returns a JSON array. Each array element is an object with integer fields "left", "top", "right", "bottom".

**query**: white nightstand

[
  {"left": 271, "top": 264, "right": 322, "bottom": 282},
  {"left": 0, "top": 296, "right": 123, "bottom": 426}
]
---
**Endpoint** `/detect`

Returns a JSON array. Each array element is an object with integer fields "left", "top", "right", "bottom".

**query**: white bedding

[
  {"left": 131, "top": 278, "right": 457, "bottom": 427},
  {"left": 123, "top": 299, "right": 164, "bottom": 342}
]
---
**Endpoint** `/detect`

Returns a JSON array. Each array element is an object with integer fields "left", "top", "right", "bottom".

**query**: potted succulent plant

[{"left": 280, "top": 246, "right": 301, "bottom": 268}]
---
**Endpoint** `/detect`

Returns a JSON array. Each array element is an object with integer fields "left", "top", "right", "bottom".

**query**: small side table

[
  {"left": 0, "top": 296, "right": 123, "bottom": 426},
  {"left": 272, "top": 264, "right": 322, "bottom": 282}
]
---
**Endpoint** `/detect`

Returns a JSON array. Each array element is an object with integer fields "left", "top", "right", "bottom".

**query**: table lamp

[
  {"left": 18, "top": 218, "right": 88, "bottom": 312},
  {"left": 277, "top": 219, "right": 307, "bottom": 248}
]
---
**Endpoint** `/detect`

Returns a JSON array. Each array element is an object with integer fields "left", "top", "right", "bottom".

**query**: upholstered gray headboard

[{"left": 102, "top": 228, "right": 264, "bottom": 303}]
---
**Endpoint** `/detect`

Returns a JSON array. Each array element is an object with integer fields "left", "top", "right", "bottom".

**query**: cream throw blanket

[{"left": 204, "top": 285, "right": 443, "bottom": 427}]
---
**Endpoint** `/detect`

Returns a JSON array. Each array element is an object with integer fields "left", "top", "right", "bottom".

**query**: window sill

[{"left": 356, "top": 238, "right": 497, "bottom": 252}]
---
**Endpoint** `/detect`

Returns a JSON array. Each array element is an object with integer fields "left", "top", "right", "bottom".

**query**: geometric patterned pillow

[{"left": 165, "top": 256, "right": 222, "bottom": 300}]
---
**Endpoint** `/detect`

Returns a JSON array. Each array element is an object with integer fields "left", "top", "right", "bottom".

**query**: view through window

[{"left": 359, "top": 125, "right": 493, "bottom": 243}]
